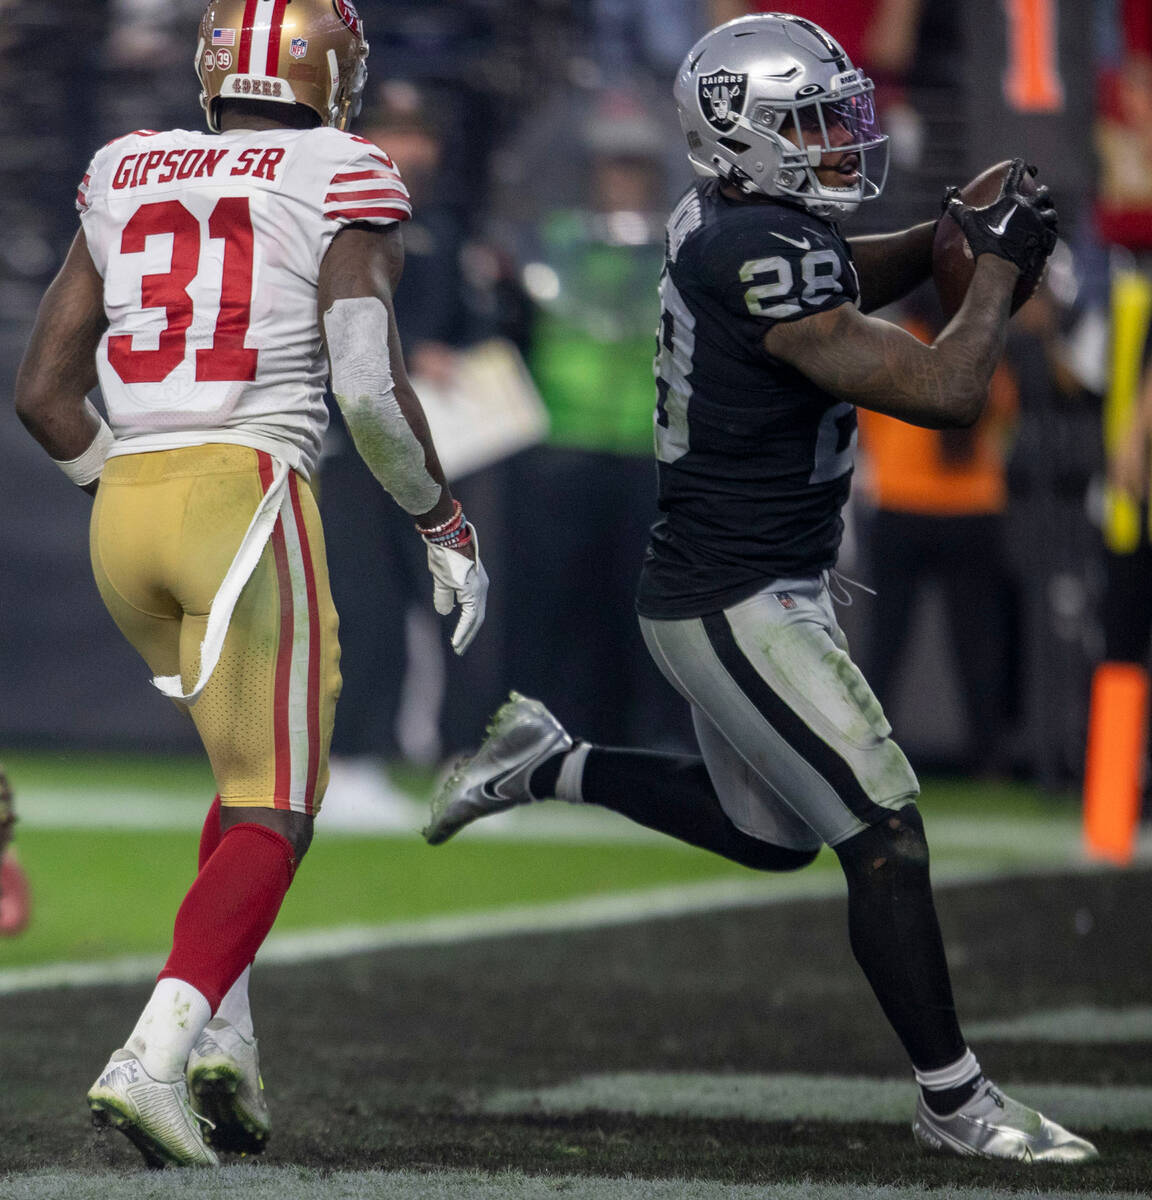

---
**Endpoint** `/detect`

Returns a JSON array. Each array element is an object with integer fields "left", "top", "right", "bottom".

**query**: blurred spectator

[
  {"left": 354, "top": 0, "right": 515, "bottom": 215},
  {"left": 958, "top": 0, "right": 1094, "bottom": 232},
  {"left": 0, "top": 1, "right": 106, "bottom": 312},
  {"left": 710, "top": 1, "right": 921, "bottom": 93},
  {"left": 858, "top": 294, "right": 1018, "bottom": 776},
  {"left": 504, "top": 91, "right": 693, "bottom": 750},
  {"left": 1003, "top": 272, "right": 1105, "bottom": 790},
  {"left": 1094, "top": 0, "right": 1152, "bottom": 252},
  {"left": 99, "top": 0, "right": 204, "bottom": 135},
  {"left": 708, "top": 2, "right": 923, "bottom": 115},
  {"left": 1099, "top": 339, "right": 1152, "bottom": 661},
  {"left": 319, "top": 86, "right": 514, "bottom": 804},
  {"left": 591, "top": 0, "right": 703, "bottom": 82}
]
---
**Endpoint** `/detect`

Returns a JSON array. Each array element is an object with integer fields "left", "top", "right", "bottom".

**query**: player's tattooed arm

[
  {"left": 763, "top": 254, "right": 1019, "bottom": 428},
  {"left": 15, "top": 230, "right": 109, "bottom": 493},
  {"left": 847, "top": 221, "right": 935, "bottom": 313}
]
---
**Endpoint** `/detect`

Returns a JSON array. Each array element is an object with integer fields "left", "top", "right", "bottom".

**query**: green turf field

[
  {"left": 0, "top": 749, "right": 1094, "bottom": 974},
  {"left": 2, "top": 752, "right": 1148, "bottom": 1198},
  {"left": 4, "top": 828, "right": 781, "bottom": 968}
]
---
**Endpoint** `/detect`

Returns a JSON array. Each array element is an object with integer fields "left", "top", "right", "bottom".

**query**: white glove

[{"left": 425, "top": 526, "right": 488, "bottom": 655}]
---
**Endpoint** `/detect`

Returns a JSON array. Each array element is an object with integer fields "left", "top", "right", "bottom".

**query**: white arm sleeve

[{"left": 323, "top": 296, "right": 442, "bottom": 515}]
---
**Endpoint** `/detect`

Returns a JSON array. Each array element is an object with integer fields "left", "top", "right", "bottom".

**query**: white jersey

[{"left": 77, "top": 125, "right": 410, "bottom": 478}]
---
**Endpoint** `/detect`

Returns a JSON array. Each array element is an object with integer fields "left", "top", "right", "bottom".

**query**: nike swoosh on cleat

[
  {"left": 770, "top": 231, "right": 811, "bottom": 250},
  {"left": 988, "top": 204, "right": 1018, "bottom": 236},
  {"left": 479, "top": 766, "right": 526, "bottom": 803}
]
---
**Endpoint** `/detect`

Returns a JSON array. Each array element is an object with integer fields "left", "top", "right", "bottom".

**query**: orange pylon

[{"left": 1083, "top": 662, "right": 1147, "bottom": 865}]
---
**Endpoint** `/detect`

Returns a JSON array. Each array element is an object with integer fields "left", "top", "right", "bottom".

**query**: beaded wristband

[
  {"left": 416, "top": 499, "right": 472, "bottom": 551},
  {"left": 431, "top": 525, "right": 473, "bottom": 552},
  {"left": 415, "top": 499, "right": 463, "bottom": 537}
]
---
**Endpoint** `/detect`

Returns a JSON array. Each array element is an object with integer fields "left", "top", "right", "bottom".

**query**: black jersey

[{"left": 636, "top": 180, "right": 860, "bottom": 619}]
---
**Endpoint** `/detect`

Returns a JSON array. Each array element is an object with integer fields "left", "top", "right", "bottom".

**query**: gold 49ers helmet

[{"left": 195, "top": 0, "right": 369, "bottom": 132}]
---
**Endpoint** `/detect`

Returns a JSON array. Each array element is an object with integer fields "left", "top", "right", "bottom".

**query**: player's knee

[
  {"left": 285, "top": 818, "right": 314, "bottom": 865},
  {"left": 221, "top": 807, "right": 314, "bottom": 867},
  {"left": 835, "top": 804, "right": 930, "bottom": 883}
]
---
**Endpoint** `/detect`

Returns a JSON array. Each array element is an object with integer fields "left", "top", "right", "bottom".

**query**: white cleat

[
  {"left": 186, "top": 1017, "right": 271, "bottom": 1155},
  {"left": 88, "top": 1049, "right": 218, "bottom": 1168},
  {"left": 913, "top": 1078, "right": 1099, "bottom": 1163},
  {"left": 423, "top": 691, "right": 573, "bottom": 845}
]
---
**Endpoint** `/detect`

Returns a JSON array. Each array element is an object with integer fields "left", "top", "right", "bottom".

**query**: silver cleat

[
  {"left": 913, "top": 1079, "right": 1099, "bottom": 1163},
  {"left": 423, "top": 691, "right": 573, "bottom": 845},
  {"left": 88, "top": 1049, "right": 218, "bottom": 1168},
  {"left": 187, "top": 1017, "right": 271, "bottom": 1155}
]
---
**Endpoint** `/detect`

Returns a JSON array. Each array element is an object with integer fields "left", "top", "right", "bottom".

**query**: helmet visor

[
  {"left": 791, "top": 89, "right": 885, "bottom": 155},
  {"left": 752, "top": 84, "right": 888, "bottom": 205}
]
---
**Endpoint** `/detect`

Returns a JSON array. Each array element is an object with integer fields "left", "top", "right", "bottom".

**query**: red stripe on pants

[{"left": 258, "top": 452, "right": 294, "bottom": 810}]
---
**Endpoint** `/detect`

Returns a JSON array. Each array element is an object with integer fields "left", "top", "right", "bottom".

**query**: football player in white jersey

[{"left": 15, "top": 0, "right": 487, "bottom": 1168}]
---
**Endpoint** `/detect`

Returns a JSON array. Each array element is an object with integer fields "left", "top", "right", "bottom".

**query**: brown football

[{"left": 932, "top": 160, "right": 1042, "bottom": 318}]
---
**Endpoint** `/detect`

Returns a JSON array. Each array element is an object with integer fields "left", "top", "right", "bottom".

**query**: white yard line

[
  {"left": 0, "top": 859, "right": 1120, "bottom": 996},
  {"left": 967, "top": 1005, "right": 1152, "bottom": 1043},
  {"left": 17, "top": 784, "right": 1095, "bottom": 853},
  {"left": 482, "top": 1071, "right": 1152, "bottom": 1131}
]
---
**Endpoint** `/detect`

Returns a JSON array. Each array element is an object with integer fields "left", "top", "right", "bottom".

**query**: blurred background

[{"left": 1, "top": 0, "right": 1150, "bottom": 814}]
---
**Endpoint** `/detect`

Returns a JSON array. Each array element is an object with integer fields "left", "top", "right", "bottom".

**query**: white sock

[
  {"left": 555, "top": 743, "right": 591, "bottom": 803},
  {"left": 214, "top": 965, "right": 255, "bottom": 1040},
  {"left": 124, "top": 977, "right": 212, "bottom": 1082},
  {"left": 914, "top": 1047, "right": 982, "bottom": 1092}
]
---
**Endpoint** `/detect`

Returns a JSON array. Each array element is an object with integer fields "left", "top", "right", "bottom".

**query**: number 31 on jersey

[{"left": 108, "top": 197, "right": 258, "bottom": 385}]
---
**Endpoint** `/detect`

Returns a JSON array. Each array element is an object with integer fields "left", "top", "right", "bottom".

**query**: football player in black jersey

[{"left": 425, "top": 12, "right": 1093, "bottom": 1164}]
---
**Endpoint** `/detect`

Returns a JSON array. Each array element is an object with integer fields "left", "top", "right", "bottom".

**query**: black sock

[
  {"left": 576, "top": 746, "right": 817, "bottom": 871},
  {"left": 528, "top": 751, "right": 565, "bottom": 799},
  {"left": 920, "top": 1074, "right": 984, "bottom": 1115},
  {"left": 835, "top": 806, "right": 968, "bottom": 1069}
]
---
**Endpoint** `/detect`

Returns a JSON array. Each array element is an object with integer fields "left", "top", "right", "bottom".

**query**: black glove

[{"left": 943, "top": 160, "right": 1058, "bottom": 278}]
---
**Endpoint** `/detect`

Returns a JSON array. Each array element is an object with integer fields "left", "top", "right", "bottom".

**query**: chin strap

[{"left": 718, "top": 161, "right": 759, "bottom": 195}]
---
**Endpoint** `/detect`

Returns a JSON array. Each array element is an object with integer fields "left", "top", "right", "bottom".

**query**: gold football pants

[{"left": 91, "top": 445, "right": 341, "bottom": 814}]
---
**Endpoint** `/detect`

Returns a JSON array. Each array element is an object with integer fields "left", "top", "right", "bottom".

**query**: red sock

[
  {"left": 198, "top": 795, "right": 222, "bottom": 870},
  {"left": 160, "top": 823, "right": 296, "bottom": 1011}
]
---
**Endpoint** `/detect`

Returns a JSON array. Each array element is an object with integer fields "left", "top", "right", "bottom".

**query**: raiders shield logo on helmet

[{"left": 698, "top": 69, "right": 747, "bottom": 133}]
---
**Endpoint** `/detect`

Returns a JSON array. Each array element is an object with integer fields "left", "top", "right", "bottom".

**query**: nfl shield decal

[
  {"left": 290, "top": 37, "right": 308, "bottom": 58},
  {"left": 698, "top": 69, "right": 747, "bottom": 132}
]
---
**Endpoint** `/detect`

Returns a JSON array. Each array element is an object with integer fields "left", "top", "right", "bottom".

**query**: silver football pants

[{"left": 639, "top": 575, "right": 919, "bottom": 850}]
